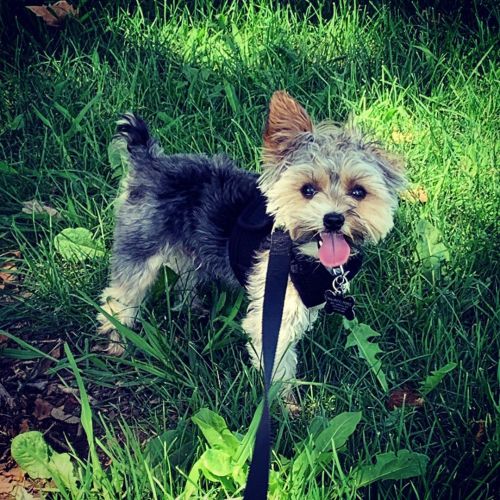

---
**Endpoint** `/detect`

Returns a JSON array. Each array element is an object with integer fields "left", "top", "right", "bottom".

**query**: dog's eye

[
  {"left": 349, "top": 185, "right": 367, "bottom": 200},
  {"left": 301, "top": 183, "right": 318, "bottom": 199}
]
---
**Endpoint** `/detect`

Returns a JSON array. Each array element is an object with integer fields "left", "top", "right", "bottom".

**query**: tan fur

[
  {"left": 242, "top": 249, "right": 320, "bottom": 392},
  {"left": 97, "top": 249, "right": 197, "bottom": 354},
  {"left": 97, "top": 253, "right": 165, "bottom": 354},
  {"left": 263, "top": 91, "right": 313, "bottom": 165},
  {"left": 259, "top": 92, "right": 405, "bottom": 253},
  {"left": 240, "top": 93, "right": 405, "bottom": 393}
]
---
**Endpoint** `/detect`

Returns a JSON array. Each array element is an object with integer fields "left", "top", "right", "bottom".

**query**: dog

[{"left": 97, "top": 91, "right": 405, "bottom": 391}]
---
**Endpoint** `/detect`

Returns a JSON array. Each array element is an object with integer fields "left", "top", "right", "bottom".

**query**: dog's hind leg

[
  {"left": 163, "top": 252, "right": 202, "bottom": 310},
  {"left": 97, "top": 251, "right": 164, "bottom": 354}
]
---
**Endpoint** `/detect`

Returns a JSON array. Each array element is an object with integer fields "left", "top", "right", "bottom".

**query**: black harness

[{"left": 228, "top": 189, "right": 363, "bottom": 308}]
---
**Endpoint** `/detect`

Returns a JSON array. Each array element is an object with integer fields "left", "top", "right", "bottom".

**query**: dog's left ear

[{"left": 263, "top": 91, "right": 313, "bottom": 165}]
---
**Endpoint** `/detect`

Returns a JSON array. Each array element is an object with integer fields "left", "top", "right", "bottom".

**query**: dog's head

[{"left": 258, "top": 91, "right": 406, "bottom": 267}]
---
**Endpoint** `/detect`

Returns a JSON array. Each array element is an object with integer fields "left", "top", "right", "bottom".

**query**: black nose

[{"left": 323, "top": 212, "right": 345, "bottom": 231}]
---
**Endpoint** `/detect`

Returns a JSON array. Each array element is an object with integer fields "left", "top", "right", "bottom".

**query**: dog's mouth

[{"left": 316, "top": 232, "right": 351, "bottom": 268}]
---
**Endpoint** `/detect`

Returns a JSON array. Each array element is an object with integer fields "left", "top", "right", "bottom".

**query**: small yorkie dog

[{"left": 97, "top": 91, "right": 405, "bottom": 389}]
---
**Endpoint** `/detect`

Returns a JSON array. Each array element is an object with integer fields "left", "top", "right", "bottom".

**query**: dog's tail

[{"left": 114, "top": 113, "right": 162, "bottom": 164}]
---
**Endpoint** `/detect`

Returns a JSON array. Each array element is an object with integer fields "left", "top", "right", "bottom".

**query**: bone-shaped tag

[{"left": 324, "top": 290, "right": 356, "bottom": 320}]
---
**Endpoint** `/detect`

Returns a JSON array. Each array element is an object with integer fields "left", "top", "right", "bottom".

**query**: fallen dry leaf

[
  {"left": 474, "top": 420, "right": 486, "bottom": 444},
  {"left": 51, "top": 406, "right": 80, "bottom": 425},
  {"left": 26, "top": 1, "right": 78, "bottom": 28},
  {"left": 57, "top": 385, "right": 80, "bottom": 396},
  {"left": 48, "top": 344, "right": 62, "bottom": 360},
  {"left": 21, "top": 199, "right": 59, "bottom": 217},
  {"left": 19, "top": 419, "right": 30, "bottom": 433},
  {"left": 0, "top": 473, "right": 15, "bottom": 495},
  {"left": 401, "top": 186, "right": 428, "bottom": 204},
  {"left": 387, "top": 386, "right": 425, "bottom": 410},
  {"left": 33, "top": 398, "right": 54, "bottom": 421},
  {"left": 0, "top": 250, "right": 22, "bottom": 290},
  {"left": 0, "top": 468, "right": 34, "bottom": 500},
  {"left": 0, "top": 263, "right": 18, "bottom": 289},
  {"left": 4, "top": 467, "right": 25, "bottom": 483},
  {"left": 0, "top": 475, "right": 16, "bottom": 498},
  {"left": 12, "top": 484, "right": 35, "bottom": 499}
]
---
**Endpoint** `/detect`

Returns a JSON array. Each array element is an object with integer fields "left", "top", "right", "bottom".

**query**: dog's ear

[{"left": 263, "top": 91, "right": 313, "bottom": 165}]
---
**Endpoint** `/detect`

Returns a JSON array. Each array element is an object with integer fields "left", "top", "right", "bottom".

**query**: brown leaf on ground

[
  {"left": 33, "top": 398, "right": 54, "bottom": 421},
  {"left": 387, "top": 386, "right": 425, "bottom": 410},
  {"left": 0, "top": 473, "right": 16, "bottom": 498},
  {"left": 50, "top": 406, "right": 80, "bottom": 425},
  {"left": 12, "top": 484, "right": 35, "bottom": 499},
  {"left": 4, "top": 467, "right": 25, "bottom": 482},
  {"left": 400, "top": 186, "right": 428, "bottom": 204},
  {"left": 26, "top": 1, "right": 78, "bottom": 28},
  {"left": 0, "top": 250, "right": 21, "bottom": 296},
  {"left": 0, "top": 467, "right": 27, "bottom": 497},
  {"left": 0, "top": 473, "right": 15, "bottom": 495},
  {"left": 19, "top": 419, "right": 30, "bottom": 433},
  {"left": 48, "top": 344, "right": 62, "bottom": 360},
  {"left": 21, "top": 200, "right": 59, "bottom": 218},
  {"left": 0, "top": 251, "right": 21, "bottom": 290},
  {"left": 0, "top": 261, "right": 17, "bottom": 287},
  {"left": 474, "top": 420, "right": 486, "bottom": 444}
]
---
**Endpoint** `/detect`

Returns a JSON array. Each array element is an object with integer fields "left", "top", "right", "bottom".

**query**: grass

[{"left": 0, "top": 0, "right": 498, "bottom": 498}]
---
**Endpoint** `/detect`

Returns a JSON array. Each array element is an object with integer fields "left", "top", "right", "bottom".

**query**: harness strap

[{"left": 243, "top": 229, "right": 292, "bottom": 500}]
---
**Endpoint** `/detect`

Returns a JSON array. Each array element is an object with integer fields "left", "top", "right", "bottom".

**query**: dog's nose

[{"left": 323, "top": 212, "right": 345, "bottom": 231}]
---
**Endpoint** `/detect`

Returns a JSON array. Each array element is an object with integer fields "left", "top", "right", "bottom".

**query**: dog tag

[{"left": 324, "top": 290, "right": 356, "bottom": 320}]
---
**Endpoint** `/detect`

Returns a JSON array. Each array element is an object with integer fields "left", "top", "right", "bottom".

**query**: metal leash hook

[
  {"left": 331, "top": 265, "right": 350, "bottom": 295},
  {"left": 324, "top": 265, "right": 356, "bottom": 320}
]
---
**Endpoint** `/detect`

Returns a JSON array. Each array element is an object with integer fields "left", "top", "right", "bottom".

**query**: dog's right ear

[{"left": 263, "top": 91, "right": 313, "bottom": 165}]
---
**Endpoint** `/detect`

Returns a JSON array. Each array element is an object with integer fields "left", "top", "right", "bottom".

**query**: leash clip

[
  {"left": 331, "top": 265, "right": 350, "bottom": 296},
  {"left": 324, "top": 265, "right": 356, "bottom": 320}
]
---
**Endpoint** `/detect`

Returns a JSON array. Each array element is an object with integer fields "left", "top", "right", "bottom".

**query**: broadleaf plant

[
  {"left": 183, "top": 408, "right": 250, "bottom": 498},
  {"left": 344, "top": 319, "right": 389, "bottom": 392},
  {"left": 420, "top": 362, "right": 457, "bottom": 395},
  {"left": 415, "top": 219, "right": 450, "bottom": 282},
  {"left": 351, "top": 450, "right": 429, "bottom": 487},
  {"left": 54, "top": 227, "right": 105, "bottom": 262},
  {"left": 11, "top": 431, "right": 51, "bottom": 479},
  {"left": 183, "top": 407, "right": 427, "bottom": 498},
  {"left": 11, "top": 431, "right": 78, "bottom": 494},
  {"left": 290, "top": 411, "right": 362, "bottom": 495},
  {"left": 191, "top": 408, "right": 240, "bottom": 454}
]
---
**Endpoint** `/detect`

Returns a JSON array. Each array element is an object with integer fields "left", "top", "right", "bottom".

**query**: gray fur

[{"left": 111, "top": 113, "right": 258, "bottom": 289}]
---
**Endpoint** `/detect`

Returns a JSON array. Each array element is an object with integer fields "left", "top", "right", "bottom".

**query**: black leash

[
  {"left": 243, "top": 231, "right": 359, "bottom": 499},
  {"left": 244, "top": 229, "right": 291, "bottom": 500}
]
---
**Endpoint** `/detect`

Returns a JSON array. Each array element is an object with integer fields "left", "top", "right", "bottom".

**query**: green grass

[{"left": 1, "top": 0, "right": 499, "bottom": 498}]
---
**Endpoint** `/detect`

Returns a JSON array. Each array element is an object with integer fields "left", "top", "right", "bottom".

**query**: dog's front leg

[{"left": 242, "top": 250, "right": 317, "bottom": 394}]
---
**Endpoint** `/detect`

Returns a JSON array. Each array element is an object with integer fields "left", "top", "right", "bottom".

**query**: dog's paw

[{"left": 94, "top": 325, "right": 126, "bottom": 356}]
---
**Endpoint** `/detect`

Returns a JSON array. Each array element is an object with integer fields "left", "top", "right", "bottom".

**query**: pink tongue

[{"left": 318, "top": 232, "right": 351, "bottom": 268}]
